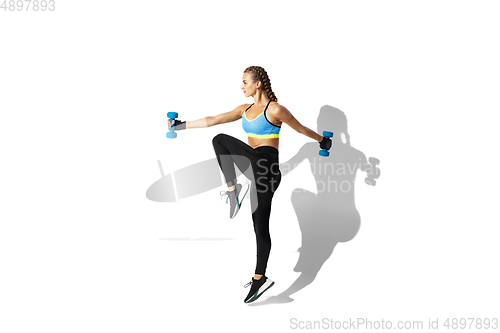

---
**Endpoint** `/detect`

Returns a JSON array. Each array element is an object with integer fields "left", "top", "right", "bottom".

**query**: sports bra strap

[
  {"left": 264, "top": 100, "right": 271, "bottom": 111},
  {"left": 263, "top": 100, "right": 271, "bottom": 116}
]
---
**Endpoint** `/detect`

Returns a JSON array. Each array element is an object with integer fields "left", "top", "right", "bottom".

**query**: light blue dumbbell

[
  {"left": 166, "top": 112, "right": 178, "bottom": 139},
  {"left": 319, "top": 131, "right": 334, "bottom": 157}
]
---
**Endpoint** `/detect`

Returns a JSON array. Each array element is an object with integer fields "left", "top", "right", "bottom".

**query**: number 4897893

[{"left": 1, "top": 0, "right": 56, "bottom": 11}]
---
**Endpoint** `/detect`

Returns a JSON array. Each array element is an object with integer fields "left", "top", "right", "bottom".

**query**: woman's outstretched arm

[
  {"left": 170, "top": 104, "right": 247, "bottom": 129},
  {"left": 272, "top": 105, "right": 323, "bottom": 142}
]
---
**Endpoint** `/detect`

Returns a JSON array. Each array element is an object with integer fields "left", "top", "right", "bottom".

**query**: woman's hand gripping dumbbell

[
  {"left": 166, "top": 112, "right": 186, "bottom": 139},
  {"left": 319, "top": 131, "right": 333, "bottom": 156}
]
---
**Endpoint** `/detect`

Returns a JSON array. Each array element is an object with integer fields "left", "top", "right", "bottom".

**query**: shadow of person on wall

[{"left": 249, "top": 105, "right": 380, "bottom": 306}]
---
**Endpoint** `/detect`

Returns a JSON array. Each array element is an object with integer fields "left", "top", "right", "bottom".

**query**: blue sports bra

[{"left": 242, "top": 100, "right": 281, "bottom": 138}]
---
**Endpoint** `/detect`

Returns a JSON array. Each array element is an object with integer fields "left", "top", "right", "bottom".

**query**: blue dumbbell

[
  {"left": 166, "top": 112, "right": 178, "bottom": 139},
  {"left": 319, "top": 131, "right": 334, "bottom": 157}
]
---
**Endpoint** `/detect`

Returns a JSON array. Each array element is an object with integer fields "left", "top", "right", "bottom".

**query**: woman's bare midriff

[{"left": 248, "top": 137, "right": 279, "bottom": 150}]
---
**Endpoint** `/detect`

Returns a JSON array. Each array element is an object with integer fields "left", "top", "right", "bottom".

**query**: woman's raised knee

[{"left": 212, "top": 133, "right": 229, "bottom": 146}]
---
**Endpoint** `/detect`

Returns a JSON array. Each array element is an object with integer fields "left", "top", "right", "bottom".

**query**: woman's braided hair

[{"left": 244, "top": 66, "right": 278, "bottom": 102}]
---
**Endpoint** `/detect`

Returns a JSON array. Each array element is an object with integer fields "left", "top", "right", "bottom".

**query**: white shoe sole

[
  {"left": 230, "top": 184, "right": 250, "bottom": 219},
  {"left": 238, "top": 184, "right": 250, "bottom": 204}
]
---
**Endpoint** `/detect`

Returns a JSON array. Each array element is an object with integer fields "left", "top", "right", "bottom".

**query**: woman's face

[{"left": 241, "top": 72, "right": 259, "bottom": 98}]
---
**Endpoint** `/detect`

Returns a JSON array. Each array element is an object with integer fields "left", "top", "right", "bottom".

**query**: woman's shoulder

[
  {"left": 268, "top": 101, "right": 290, "bottom": 115},
  {"left": 268, "top": 101, "right": 283, "bottom": 111}
]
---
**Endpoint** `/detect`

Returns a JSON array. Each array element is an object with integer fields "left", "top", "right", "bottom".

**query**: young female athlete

[{"left": 168, "top": 66, "right": 332, "bottom": 303}]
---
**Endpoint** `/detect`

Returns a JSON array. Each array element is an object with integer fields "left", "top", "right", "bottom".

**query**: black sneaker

[
  {"left": 243, "top": 276, "right": 274, "bottom": 304},
  {"left": 220, "top": 183, "right": 249, "bottom": 219}
]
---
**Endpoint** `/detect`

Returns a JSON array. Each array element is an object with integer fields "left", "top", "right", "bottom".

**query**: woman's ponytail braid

[{"left": 244, "top": 66, "right": 278, "bottom": 102}]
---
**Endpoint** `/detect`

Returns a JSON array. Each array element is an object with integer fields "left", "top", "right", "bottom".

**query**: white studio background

[{"left": 1, "top": 1, "right": 499, "bottom": 332}]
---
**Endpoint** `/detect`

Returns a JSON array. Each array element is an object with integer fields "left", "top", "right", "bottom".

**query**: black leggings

[{"left": 212, "top": 133, "right": 281, "bottom": 275}]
